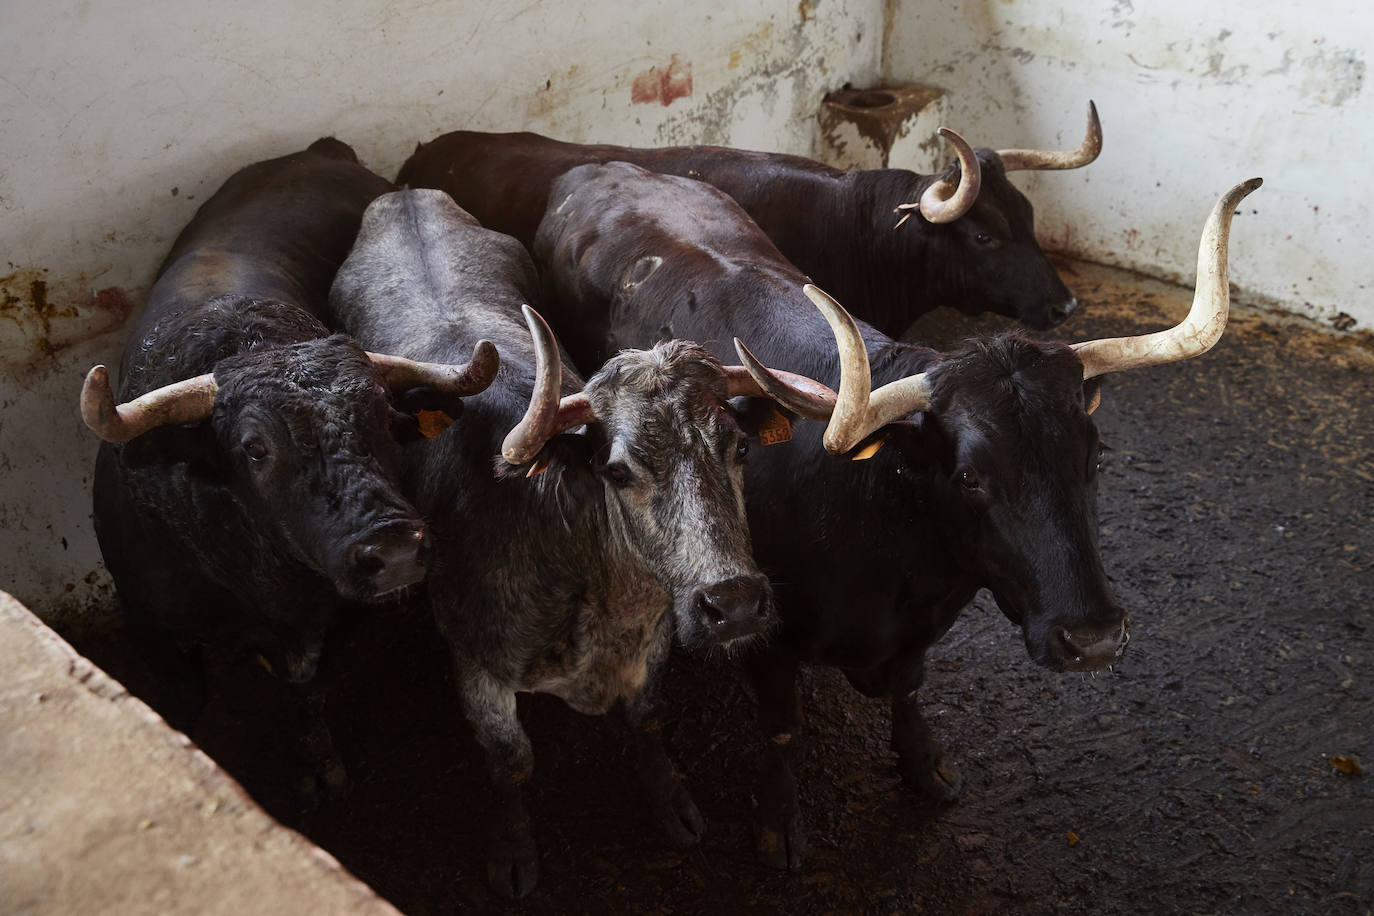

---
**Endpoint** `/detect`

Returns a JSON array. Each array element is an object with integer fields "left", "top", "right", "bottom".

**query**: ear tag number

[
  {"left": 757, "top": 408, "right": 792, "bottom": 446},
  {"left": 415, "top": 409, "right": 454, "bottom": 439}
]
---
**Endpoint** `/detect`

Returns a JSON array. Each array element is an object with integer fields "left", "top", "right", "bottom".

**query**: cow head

[
  {"left": 82, "top": 316, "right": 498, "bottom": 605},
  {"left": 739, "top": 178, "right": 1260, "bottom": 671},
  {"left": 877, "top": 104, "right": 1103, "bottom": 330},
  {"left": 499, "top": 308, "right": 840, "bottom": 652}
]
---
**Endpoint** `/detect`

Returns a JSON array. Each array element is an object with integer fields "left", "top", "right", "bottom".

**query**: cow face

[
  {"left": 581, "top": 341, "right": 775, "bottom": 652},
  {"left": 896, "top": 152, "right": 1076, "bottom": 330},
  {"left": 920, "top": 337, "right": 1128, "bottom": 671},
  {"left": 207, "top": 335, "right": 429, "bottom": 602}
]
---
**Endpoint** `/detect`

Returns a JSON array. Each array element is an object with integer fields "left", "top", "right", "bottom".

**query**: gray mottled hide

[{"left": 331, "top": 188, "right": 770, "bottom": 894}]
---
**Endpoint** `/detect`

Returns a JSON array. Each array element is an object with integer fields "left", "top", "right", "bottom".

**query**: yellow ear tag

[
  {"left": 415, "top": 409, "right": 454, "bottom": 439},
  {"left": 757, "top": 408, "right": 792, "bottom": 446},
  {"left": 850, "top": 437, "right": 886, "bottom": 461},
  {"left": 1086, "top": 388, "right": 1102, "bottom": 415},
  {"left": 525, "top": 455, "right": 551, "bottom": 477}
]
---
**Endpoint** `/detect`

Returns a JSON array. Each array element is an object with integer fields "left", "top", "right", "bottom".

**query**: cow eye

[
  {"left": 957, "top": 468, "right": 981, "bottom": 490},
  {"left": 974, "top": 232, "right": 994, "bottom": 246},
  {"left": 603, "top": 461, "right": 633, "bottom": 488},
  {"left": 243, "top": 439, "right": 268, "bottom": 461},
  {"left": 736, "top": 438, "right": 750, "bottom": 461}
]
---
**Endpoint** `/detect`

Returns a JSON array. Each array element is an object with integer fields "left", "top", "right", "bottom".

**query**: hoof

[
  {"left": 653, "top": 780, "right": 707, "bottom": 849},
  {"left": 488, "top": 830, "right": 539, "bottom": 899},
  {"left": 754, "top": 810, "right": 807, "bottom": 870},
  {"left": 901, "top": 755, "right": 962, "bottom": 804}
]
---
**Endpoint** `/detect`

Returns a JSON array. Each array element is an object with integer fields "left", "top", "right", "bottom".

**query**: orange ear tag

[
  {"left": 756, "top": 408, "right": 792, "bottom": 446},
  {"left": 850, "top": 437, "right": 886, "bottom": 461},
  {"left": 415, "top": 409, "right": 454, "bottom": 439},
  {"left": 1086, "top": 388, "right": 1102, "bottom": 415}
]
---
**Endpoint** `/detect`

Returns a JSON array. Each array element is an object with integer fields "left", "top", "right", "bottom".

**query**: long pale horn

[
  {"left": 723, "top": 347, "right": 837, "bottom": 420},
  {"left": 81, "top": 365, "right": 219, "bottom": 443},
  {"left": 997, "top": 100, "right": 1103, "bottom": 172},
  {"left": 1072, "top": 177, "right": 1262, "bottom": 380},
  {"left": 367, "top": 339, "right": 499, "bottom": 396},
  {"left": 895, "top": 128, "right": 982, "bottom": 225},
  {"left": 803, "top": 285, "right": 933, "bottom": 455},
  {"left": 501, "top": 305, "right": 595, "bottom": 464}
]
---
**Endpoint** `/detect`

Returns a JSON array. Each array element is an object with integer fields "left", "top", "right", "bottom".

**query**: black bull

[
  {"left": 84, "top": 139, "right": 494, "bottom": 799},
  {"left": 526, "top": 160, "right": 1257, "bottom": 870},
  {"left": 395, "top": 105, "right": 1101, "bottom": 332}
]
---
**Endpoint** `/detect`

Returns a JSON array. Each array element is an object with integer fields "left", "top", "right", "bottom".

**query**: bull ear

[
  {"left": 727, "top": 396, "right": 788, "bottom": 437},
  {"left": 116, "top": 421, "right": 222, "bottom": 475},
  {"left": 497, "top": 430, "right": 601, "bottom": 501},
  {"left": 391, "top": 386, "right": 465, "bottom": 441},
  {"left": 1083, "top": 378, "right": 1104, "bottom": 415},
  {"left": 875, "top": 419, "right": 928, "bottom": 466}
]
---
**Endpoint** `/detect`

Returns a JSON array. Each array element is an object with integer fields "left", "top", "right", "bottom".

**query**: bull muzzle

[
  {"left": 1046, "top": 615, "right": 1131, "bottom": 672},
  {"left": 345, "top": 519, "right": 429, "bottom": 599},
  {"left": 691, "top": 574, "right": 774, "bottom": 645}
]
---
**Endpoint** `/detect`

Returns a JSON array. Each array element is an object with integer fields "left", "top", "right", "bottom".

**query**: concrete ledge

[{"left": 0, "top": 590, "right": 399, "bottom": 916}]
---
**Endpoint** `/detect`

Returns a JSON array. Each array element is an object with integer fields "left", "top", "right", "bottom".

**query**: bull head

[
  {"left": 80, "top": 341, "right": 500, "bottom": 443},
  {"left": 501, "top": 306, "right": 836, "bottom": 465},
  {"left": 743, "top": 177, "right": 1262, "bottom": 453},
  {"left": 896, "top": 102, "right": 1103, "bottom": 226}
]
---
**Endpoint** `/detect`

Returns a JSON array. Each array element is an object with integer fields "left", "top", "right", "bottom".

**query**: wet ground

[{"left": 73, "top": 259, "right": 1373, "bottom": 914}]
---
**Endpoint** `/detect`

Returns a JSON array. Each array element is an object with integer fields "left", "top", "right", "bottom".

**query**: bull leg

[
  {"left": 890, "top": 655, "right": 961, "bottom": 802},
  {"left": 459, "top": 669, "right": 539, "bottom": 900},
  {"left": 622, "top": 643, "right": 705, "bottom": 848},
  {"left": 280, "top": 677, "right": 350, "bottom": 807},
  {"left": 744, "top": 647, "right": 806, "bottom": 870}
]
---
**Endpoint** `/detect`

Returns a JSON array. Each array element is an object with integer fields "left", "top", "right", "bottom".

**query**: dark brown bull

[{"left": 396, "top": 104, "right": 1100, "bottom": 330}]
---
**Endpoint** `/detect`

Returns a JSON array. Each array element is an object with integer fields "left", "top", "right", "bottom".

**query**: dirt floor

[{"left": 72, "top": 259, "right": 1374, "bottom": 915}]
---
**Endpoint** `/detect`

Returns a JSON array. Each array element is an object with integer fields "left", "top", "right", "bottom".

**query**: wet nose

[
  {"left": 1049, "top": 616, "right": 1130, "bottom": 671},
  {"left": 348, "top": 521, "right": 428, "bottom": 595},
  {"left": 1048, "top": 296, "right": 1078, "bottom": 325},
  {"left": 693, "top": 575, "right": 772, "bottom": 643}
]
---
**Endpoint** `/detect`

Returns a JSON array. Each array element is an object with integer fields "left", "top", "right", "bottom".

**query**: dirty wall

[
  {"left": 886, "top": 0, "right": 1372, "bottom": 331},
  {"left": 0, "top": 0, "right": 882, "bottom": 628}
]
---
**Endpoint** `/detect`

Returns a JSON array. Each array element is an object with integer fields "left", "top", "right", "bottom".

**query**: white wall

[
  {"left": 886, "top": 0, "right": 1372, "bottom": 330},
  {"left": 0, "top": 0, "right": 882, "bottom": 627}
]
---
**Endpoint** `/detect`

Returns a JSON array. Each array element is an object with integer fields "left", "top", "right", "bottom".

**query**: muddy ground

[{"left": 73, "top": 259, "right": 1373, "bottom": 914}]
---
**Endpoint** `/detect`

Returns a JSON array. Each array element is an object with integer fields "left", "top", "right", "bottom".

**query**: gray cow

[{"left": 329, "top": 188, "right": 829, "bottom": 898}]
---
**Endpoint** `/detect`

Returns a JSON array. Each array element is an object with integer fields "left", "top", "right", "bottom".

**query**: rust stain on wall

[
  {"left": 631, "top": 55, "right": 692, "bottom": 106},
  {"left": 0, "top": 269, "right": 136, "bottom": 377}
]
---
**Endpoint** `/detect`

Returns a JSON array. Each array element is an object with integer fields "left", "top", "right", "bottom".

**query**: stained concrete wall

[
  {"left": 0, "top": 0, "right": 882, "bottom": 628},
  {"left": 885, "top": 0, "right": 1372, "bottom": 331}
]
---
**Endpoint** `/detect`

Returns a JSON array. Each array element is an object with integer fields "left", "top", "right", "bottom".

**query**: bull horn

[
  {"left": 80, "top": 364, "right": 219, "bottom": 443},
  {"left": 501, "top": 305, "right": 595, "bottom": 464},
  {"left": 366, "top": 339, "right": 500, "bottom": 396},
  {"left": 804, "top": 285, "right": 932, "bottom": 454},
  {"left": 1072, "top": 177, "right": 1261, "bottom": 380},
  {"left": 725, "top": 344, "right": 837, "bottom": 420},
  {"left": 896, "top": 128, "right": 982, "bottom": 225},
  {"left": 997, "top": 100, "right": 1103, "bottom": 172}
]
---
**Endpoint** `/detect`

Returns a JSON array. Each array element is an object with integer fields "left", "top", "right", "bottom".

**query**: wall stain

[
  {"left": 0, "top": 269, "right": 135, "bottom": 376},
  {"left": 631, "top": 55, "right": 693, "bottom": 107}
]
